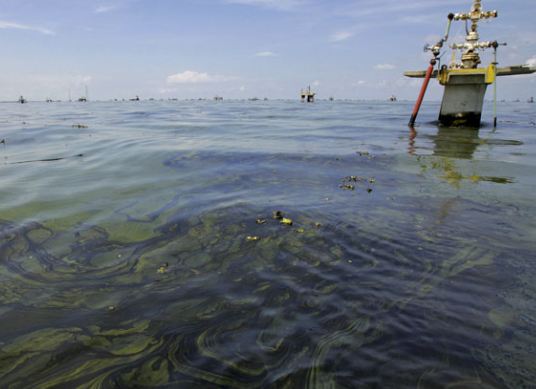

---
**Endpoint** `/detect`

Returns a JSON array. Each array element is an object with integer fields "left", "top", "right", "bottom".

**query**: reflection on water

[
  {"left": 432, "top": 126, "right": 480, "bottom": 159},
  {"left": 1, "top": 101, "right": 535, "bottom": 387},
  {"left": 409, "top": 124, "right": 521, "bottom": 187}
]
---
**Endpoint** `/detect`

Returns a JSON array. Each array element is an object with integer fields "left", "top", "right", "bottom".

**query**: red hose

[{"left": 408, "top": 58, "right": 436, "bottom": 126}]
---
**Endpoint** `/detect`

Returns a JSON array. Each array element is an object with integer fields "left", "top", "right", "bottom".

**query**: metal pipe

[
  {"left": 444, "top": 13, "right": 454, "bottom": 42},
  {"left": 408, "top": 58, "right": 436, "bottom": 126},
  {"left": 491, "top": 41, "right": 506, "bottom": 127},
  {"left": 493, "top": 44, "right": 498, "bottom": 127}
]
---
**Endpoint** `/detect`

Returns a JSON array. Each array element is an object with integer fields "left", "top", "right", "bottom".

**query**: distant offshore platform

[{"left": 300, "top": 86, "right": 315, "bottom": 103}]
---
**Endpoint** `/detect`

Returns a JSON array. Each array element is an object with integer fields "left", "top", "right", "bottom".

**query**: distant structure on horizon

[
  {"left": 78, "top": 85, "right": 89, "bottom": 102},
  {"left": 300, "top": 86, "right": 315, "bottom": 103},
  {"left": 389, "top": 95, "right": 397, "bottom": 102},
  {"left": 529, "top": 97, "right": 534, "bottom": 103},
  {"left": 18, "top": 96, "right": 26, "bottom": 104}
]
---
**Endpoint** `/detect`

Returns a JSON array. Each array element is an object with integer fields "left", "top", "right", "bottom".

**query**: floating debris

[
  {"left": 107, "top": 305, "right": 116, "bottom": 312},
  {"left": 157, "top": 263, "right": 169, "bottom": 274},
  {"left": 280, "top": 218, "right": 293, "bottom": 226},
  {"left": 272, "top": 211, "right": 284, "bottom": 220},
  {"left": 9, "top": 154, "right": 84, "bottom": 165},
  {"left": 340, "top": 176, "right": 376, "bottom": 192},
  {"left": 72, "top": 124, "right": 88, "bottom": 129},
  {"left": 246, "top": 236, "right": 261, "bottom": 242},
  {"left": 314, "top": 222, "right": 322, "bottom": 228},
  {"left": 296, "top": 228, "right": 305, "bottom": 233},
  {"left": 256, "top": 219, "right": 267, "bottom": 225},
  {"left": 344, "top": 176, "right": 366, "bottom": 183}
]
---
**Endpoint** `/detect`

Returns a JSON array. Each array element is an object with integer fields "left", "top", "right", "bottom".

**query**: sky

[{"left": 0, "top": 0, "right": 535, "bottom": 101}]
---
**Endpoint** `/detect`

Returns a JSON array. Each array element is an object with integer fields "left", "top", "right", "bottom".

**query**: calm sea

[{"left": 1, "top": 100, "right": 535, "bottom": 388}]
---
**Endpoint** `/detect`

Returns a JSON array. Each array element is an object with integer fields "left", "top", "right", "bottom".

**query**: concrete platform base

[
  {"left": 439, "top": 74, "right": 488, "bottom": 127},
  {"left": 439, "top": 111, "right": 483, "bottom": 127}
]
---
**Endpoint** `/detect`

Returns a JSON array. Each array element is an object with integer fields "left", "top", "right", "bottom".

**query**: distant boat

[
  {"left": 529, "top": 97, "right": 534, "bottom": 103},
  {"left": 78, "top": 97, "right": 87, "bottom": 102},
  {"left": 249, "top": 97, "right": 260, "bottom": 101},
  {"left": 214, "top": 96, "right": 223, "bottom": 101},
  {"left": 18, "top": 96, "right": 26, "bottom": 104},
  {"left": 46, "top": 98, "right": 54, "bottom": 103},
  {"left": 329, "top": 96, "right": 334, "bottom": 101},
  {"left": 130, "top": 96, "right": 140, "bottom": 101},
  {"left": 389, "top": 95, "right": 397, "bottom": 102}
]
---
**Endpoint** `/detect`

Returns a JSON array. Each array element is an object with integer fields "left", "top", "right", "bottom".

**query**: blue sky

[{"left": 0, "top": 0, "right": 535, "bottom": 100}]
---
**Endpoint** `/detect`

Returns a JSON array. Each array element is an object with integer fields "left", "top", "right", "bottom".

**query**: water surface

[{"left": 1, "top": 100, "right": 535, "bottom": 388}]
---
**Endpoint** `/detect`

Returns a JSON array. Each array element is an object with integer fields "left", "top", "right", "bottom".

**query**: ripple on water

[{"left": 0, "top": 101, "right": 535, "bottom": 387}]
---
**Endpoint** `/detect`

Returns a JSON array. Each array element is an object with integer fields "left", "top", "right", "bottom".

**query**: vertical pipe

[
  {"left": 409, "top": 58, "right": 437, "bottom": 126},
  {"left": 493, "top": 46, "right": 498, "bottom": 128}
]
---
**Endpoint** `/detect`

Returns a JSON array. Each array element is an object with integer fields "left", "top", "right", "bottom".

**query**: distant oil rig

[
  {"left": 405, "top": 0, "right": 536, "bottom": 127},
  {"left": 300, "top": 86, "right": 315, "bottom": 103}
]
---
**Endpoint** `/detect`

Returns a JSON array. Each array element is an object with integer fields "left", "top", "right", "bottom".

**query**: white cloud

[
  {"left": 166, "top": 70, "right": 233, "bottom": 84},
  {"left": 95, "top": 5, "right": 118, "bottom": 14},
  {"left": 224, "top": 0, "right": 305, "bottom": 11},
  {"left": 526, "top": 56, "right": 536, "bottom": 67},
  {"left": 0, "top": 20, "right": 54, "bottom": 35},
  {"left": 256, "top": 51, "right": 277, "bottom": 57},
  {"left": 375, "top": 64, "right": 396, "bottom": 70},
  {"left": 331, "top": 31, "right": 354, "bottom": 42}
]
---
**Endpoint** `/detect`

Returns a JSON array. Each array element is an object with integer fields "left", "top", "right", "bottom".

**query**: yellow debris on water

[
  {"left": 280, "top": 218, "right": 293, "bottom": 226},
  {"left": 157, "top": 262, "right": 169, "bottom": 274}
]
